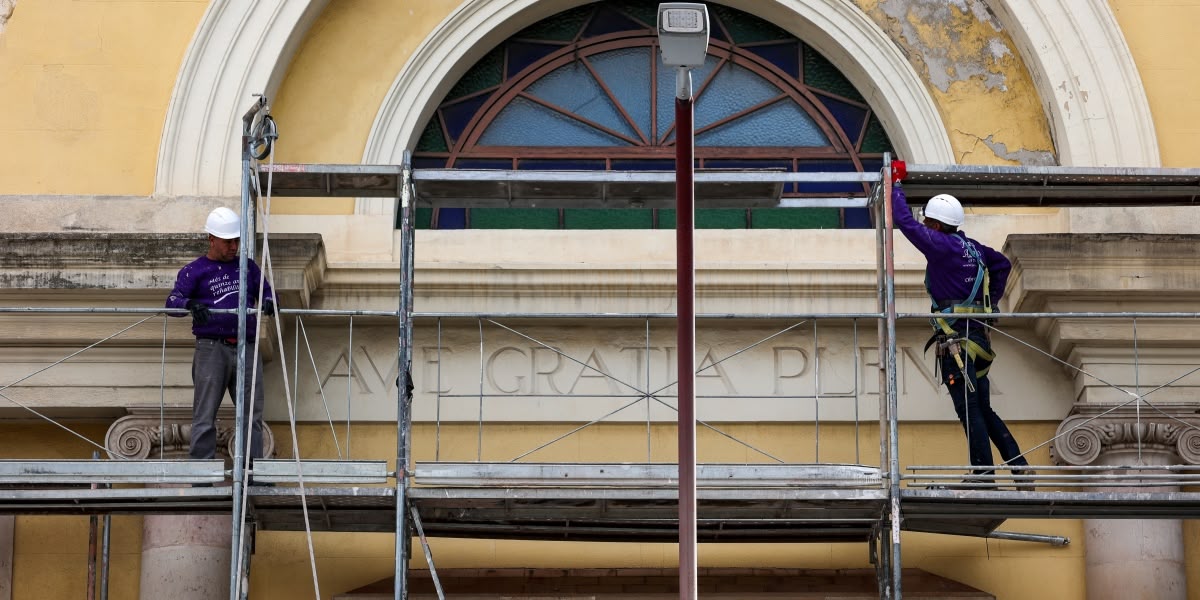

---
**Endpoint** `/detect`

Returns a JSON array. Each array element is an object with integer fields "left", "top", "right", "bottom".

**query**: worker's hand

[
  {"left": 261, "top": 299, "right": 275, "bottom": 317},
  {"left": 186, "top": 300, "right": 211, "bottom": 326},
  {"left": 890, "top": 160, "right": 907, "bottom": 183}
]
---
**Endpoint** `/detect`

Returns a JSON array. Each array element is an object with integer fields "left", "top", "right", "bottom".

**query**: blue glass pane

[
  {"left": 413, "top": 156, "right": 448, "bottom": 168},
  {"left": 519, "top": 159, "right": 607, "bottom": 170},
  {"left": 583, "top": 5, "right": 647, "bottom": 37},
  {"left": 818, "top": 95, "right": 867, "bottom": 148},
  {"left": 795, "top": 161, "right": 859, "bottom": 194},
  {"left": 657, "top": 54, "right": 720, "bottom": 140},
  {"left": 843, "top": 208, "right": 872, "bottom": 229},
  {"left": 695, "top": 63, "right": 781, "bottom": 131},
  {"left": 745, "top": 42, "right": 800, "bottom": 78},
  {"left": 435, "top": 208, "right": 467, "bottom": 230},
  {"left": 696, "top": 100, "right": 829, "bottom": 147},
  {"left": 507, "top": 41, "right": 565, "bottom": 78},
  {"left": 480, "top": 97, "right": 626, "bottom": 146},
  {"left": 611, "top": 159, "right": 675, "bottom": 171},
  {"left": 527, "top": 61, "right": 637, "bottom": 139},
  {"left": 589, "top": 48, "right": 652, "bottom": 140},
  {"left": 441, "top": 94, "right": 490, "bottom": 144}
]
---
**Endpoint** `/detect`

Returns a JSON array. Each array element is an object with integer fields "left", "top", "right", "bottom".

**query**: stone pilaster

[
  {"left": 105, "top": 409, "right": 268, "bottom": 600},
  {"left": 1007, "top": 234, "right": 1200, "bottom": 600}
]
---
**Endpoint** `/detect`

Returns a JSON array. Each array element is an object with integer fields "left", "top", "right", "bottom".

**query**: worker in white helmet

[
  {"left": 891, "top": 170, "right": 1032, "bottom": 489},
  {"left": 165, "top": 207, "right": 275, "bottom": 471}
]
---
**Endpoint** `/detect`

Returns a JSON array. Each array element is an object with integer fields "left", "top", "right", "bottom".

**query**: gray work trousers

[{"left": 190, "top": 338, "right": 265, "bottom": 460}]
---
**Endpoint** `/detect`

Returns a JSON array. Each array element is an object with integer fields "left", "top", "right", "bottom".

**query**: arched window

[{"left": 413, "top": 1, "right": 894, "bottom": 229}]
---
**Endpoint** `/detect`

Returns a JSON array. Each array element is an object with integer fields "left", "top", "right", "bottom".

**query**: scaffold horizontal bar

[
  {"left": 414, "top": 462, "right": 881, "bottom": 489},
  {"left": 0, "top": 460, "right": 225, "bottom": 484},
  {"left": 251, "top": 459, "right": 390, "bottom": 484}
]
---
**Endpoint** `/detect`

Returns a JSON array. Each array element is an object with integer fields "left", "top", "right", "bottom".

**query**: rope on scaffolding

[{"left": 231, "top": 116, "right": 323, "bottom": 600}]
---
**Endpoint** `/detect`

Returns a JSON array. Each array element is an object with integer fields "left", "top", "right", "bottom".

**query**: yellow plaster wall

[
  {"left": 268, "top": 0, "right": 462, "bottom": 215},
  {"left": 0, "top": 0, "right": 206, "bottom": 195},
  {"left": 1107, "top": 0, "right": 1200, "bottom": 167}
]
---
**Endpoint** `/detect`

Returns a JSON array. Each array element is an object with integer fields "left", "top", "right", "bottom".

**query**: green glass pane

[
  {"left": 709, "top": 4, "right": 791, "bottom": 44},
  {"left": 514, "top": 5, "right": 590, "bottom": 41},
  {"left": 860, "top": 115, "right": 893, "bottom": 154},
  {"left": 447, "top": 47, "right": 504, "bottom": 101},
  {"left": 415, "top": 120, "right": 448, "bottom": 153},
  {"left": 565, "top": 209, "right": 653, "bottom": 229},
  {"left": 414, "top": 207, "right": 434, "bottom": 230},
  {"left": 751, "top": 208, "right": 840, "bottom": 229},
  {"left": 659, "top": 209, "right": 746, "bottom": 229},
  {"left": 471, "top": 208, "right": 560, "bottom": 229},
  {"left": 613, "top": 0, "right": 658, "bottom": 28},
  {"left": 803, "top": 46, "right": 864, "bottom": 103}
]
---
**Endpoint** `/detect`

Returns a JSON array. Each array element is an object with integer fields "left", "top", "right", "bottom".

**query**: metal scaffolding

[{"left": 1, "top": 101, "right": 1200, "bottom": 598}]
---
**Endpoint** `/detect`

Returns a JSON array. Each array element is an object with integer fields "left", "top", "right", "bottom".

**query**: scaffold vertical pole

[
  {"left": 882, "top": 155, "right": 903, "bottom": 598},
  {"left": 229, "top": 96, "right": 265, "bottom": 600},
  {"left": 394, "top": 151, "right": 416, "bottom": 600},
  {"left": 873, "top": 162, "right": 892, "bottom": 598}
]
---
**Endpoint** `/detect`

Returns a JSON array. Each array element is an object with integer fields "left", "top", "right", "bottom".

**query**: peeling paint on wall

[
  {"left": 854, "top": 0, "right": 1056, "bottom": 166},
  {"left": 0, "top": 0, "right": 15, "bottom": 37}
]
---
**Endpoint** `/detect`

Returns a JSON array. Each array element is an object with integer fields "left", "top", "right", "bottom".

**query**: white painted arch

[{"left": 155, "top": 0, "right": 1160, "bottom": 202}]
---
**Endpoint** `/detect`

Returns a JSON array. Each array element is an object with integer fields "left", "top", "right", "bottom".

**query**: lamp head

[{"left": 657, "top": 3, "right": 710, "bottom": 68}]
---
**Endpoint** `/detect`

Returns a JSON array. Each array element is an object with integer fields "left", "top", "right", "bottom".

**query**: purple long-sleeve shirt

[
  {"left": 891, "top": 185, "right": 1010, "bottom": 308},
  {"left": 165, "top": 256, "right": 274, "bottom": 338}
]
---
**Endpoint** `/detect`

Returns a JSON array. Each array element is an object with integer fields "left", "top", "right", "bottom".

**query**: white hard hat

[
  {"left": 204, "top": 207, "right": 241, "bottom": 239},
  {"left": 923, "top": 193, "right": 964, "bottom": 227}
]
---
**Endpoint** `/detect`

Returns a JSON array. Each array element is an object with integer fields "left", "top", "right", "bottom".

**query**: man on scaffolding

[
  {"left": 890, "top": 167, "right": 1032, "bottom": 489},
  {"left": 166, "top": 207, "right": 275, "bottom": 466}
]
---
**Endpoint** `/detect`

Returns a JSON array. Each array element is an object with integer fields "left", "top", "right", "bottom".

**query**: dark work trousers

[
  {"left": 937, "top": 328, "right": 1028, "bottom": 475},
  {"left": 190, "top": 338, "right": 266, "bottom": 460}
]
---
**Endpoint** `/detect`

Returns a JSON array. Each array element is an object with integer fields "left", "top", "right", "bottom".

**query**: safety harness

[{"left": 924, "top": 233, "right": 997, "bottom": 383}]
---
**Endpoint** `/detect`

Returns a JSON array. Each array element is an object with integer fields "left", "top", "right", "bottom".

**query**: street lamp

[{"left": 657, "top": 4, "right": 708, "bottom": 600}]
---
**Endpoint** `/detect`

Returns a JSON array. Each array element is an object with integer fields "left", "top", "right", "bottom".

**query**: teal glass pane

[
  {"left": 415, "top": 119, "right": 448, "bottom": 153},
  {"left": 803, "top": 46, "right": 864, "bottom": 102},
  {"left": 471, "top": 208, "right": 560, "bottom": 229},
  {"left": 860, "top": 114, "right": 893, "bottom": 153},
  {"left": 564, "top": 209, "right": 652, "bottom": 229},
  {"left": 514, "top": 5, "right": 590, "bottom": 42},
  {"left": 657, "top": 55, "right": 720, "bottom": 140},
  {"left": 709, "top": 4, "right": 791, "bottom": 44},
  {"left": 751, "top": 208, "right": 840, "bottom": 229},
  {"left": 589, "top": 48, "right": 653, "bottom": 139},
  {"left": 695, "top": 63, "right": 781, "bottom": 131},
  {"left": 583, "top": 5, "right": 647, "bottom": 37},
  {"left": 447, "top": 48, "right": 504, "bottom": 101},
  {"left": 697, "top": 100, "right": 829, "bottom": 147},
  {"left": 527, "top": 61, "right": 637, "bottom": 139},
  {"left": 480, "top": 97, "right": 626, "bottom": 146}
]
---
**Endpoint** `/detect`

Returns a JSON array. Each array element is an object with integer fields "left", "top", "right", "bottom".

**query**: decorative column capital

[
  {"left": 105, "top": 408, "right": 274, "bottom": 460},
  {"left": 1051, "top": 405, "right": 1200, "bottom": 466}
]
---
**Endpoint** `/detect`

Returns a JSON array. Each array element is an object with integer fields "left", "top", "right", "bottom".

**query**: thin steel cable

[
  {"left": 813, "top": 320, "right": 820, "bottom": 462},
  {"left": 0, "top": 315, "right": 156, "bottom": 457},
  {"left": 1134, "top": 317, "right": 1141, "bottom": 463},
  {"left": 435, "top": 317, "right": 443, "bottom": 462},
  {"left": 645, "top": 318, "right": 652, "bottom": 462},
  {"left": 297, "top": 317, "right": 343, "bottom": 458},
  {"left": 853, "top": 319, "right": 861, "bottom": 463},
  {"left": 347, "top": 316, "right": 354, "bottom": 459},
  {"left": 477, "top": 318, "right": 484, "bottom": 461}
]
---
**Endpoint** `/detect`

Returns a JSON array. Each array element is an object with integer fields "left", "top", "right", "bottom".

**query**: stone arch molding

[{"left": 156, "top": 0, "right": 1159, "bottom": 204}]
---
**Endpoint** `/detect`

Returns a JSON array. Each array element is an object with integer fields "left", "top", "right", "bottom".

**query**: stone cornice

[
  {"left": 0, "top": 233, "right": 326, "bottom": 308},
  {"left": 1051, "top": 406, "right": 1200, "bottom": 466}
]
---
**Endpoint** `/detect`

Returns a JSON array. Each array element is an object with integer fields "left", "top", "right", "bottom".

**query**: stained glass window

[{"left": 412, "top": 1, "right": 893, "bottom": 230}]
